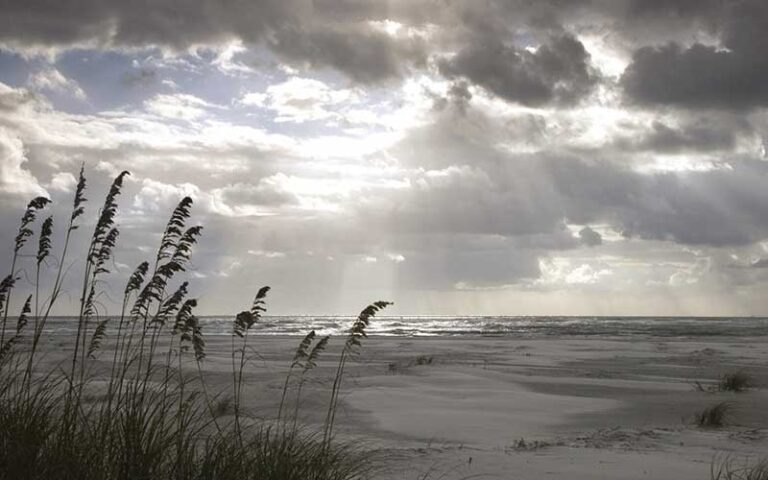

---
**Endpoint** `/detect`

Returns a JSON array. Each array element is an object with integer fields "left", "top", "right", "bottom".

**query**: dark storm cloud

[
  {"left": 752, "top": 258, "right": 768, "bottom": 268},
  {"left": 380, "top": 152, "right": 768, "bottom": 248},
  {"left": 439, "top": 34, "right": 598, "bottom": 106},
  {"left": 396, "top": 246, "right": 541, "bottom": 289},
  {"left": 3, "top": 0, "right": 768, "bottom": 312},
  {"left": 548, "top": 157, "right": 768, "bottom": 247},
  {"left": 621, "top": 0, "right": 768, "bottom": 110},
  {"left": 268, "top": 25, "right": 426, "bottom": 83},
  {"left": 0, "top": 0, "right": 296, "bottom": 49},
  {"left": 620, "top": 121, "right": 738, "bottom": 153},
  {"left": 378, "top": 111, "right": 768, "bottom": 249},
  {"left": 218, "top": 181, "right": 299, "bottom": 208},
  {"left": 624, "top": 0, "right": 720, "bottom": 19},
  {"left": 578, "top": 226, "right": 602, "bottom": 247},
  {"left": 0, "top": 0, "right": 427, "bottom": 83}
]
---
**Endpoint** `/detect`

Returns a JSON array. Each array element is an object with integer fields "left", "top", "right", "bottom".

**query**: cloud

[
  {"left": 2, "top": 2, "right": 768, "bottom": 314},
  {"left": 374, "top": 108, "right": 768, "bottom": 249},
  {"left": 143, "top": 93, "right": 217, "bottom": 121},
  {"left": 28, "top": 67, "right": 87, "bottom": 99},
  {"left": 269, "top": 24, "right": 427, "bottom": 84},
  {"left": 752, "top": 258, "right": 768, "bottom": 268},
  {"left": 626, "top": 120, "right": 737, "bottom": 153},
  {"left": 621, "top": 0, "right": 768, "bottom": 110},
  {"left": 0, "top": 128, "right": 47, "bottom": 198},
  {"left": 122, "top": 68, "right": 158, "bottom": 87},
  {"left": 47, "top": 171, "right": 77, "bottom": 192},
  {"left": 0, "top": 0, "right": 426, "bottom": 83},
  {"left": 0, "top": 83, "right": 37, "bottom": 112},
  {"left": 216, "top": 179, "right": 299, "bottom": 209},
  {"left": 439, "top": 34, "right": 599, "bottom": 106},
  {"left": 578, "top": 226, "right": 602, "bottom": 247},
  {"left": 240, "top": 77, "right": 359, "bottom": 123},
  {"left": 547, "top": 156, "right": 768, "bottom": 247}
]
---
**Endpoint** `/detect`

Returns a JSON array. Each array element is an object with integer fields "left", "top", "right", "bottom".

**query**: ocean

[{"left": 31, "top": 316, "right": 768, "bottom": 338}]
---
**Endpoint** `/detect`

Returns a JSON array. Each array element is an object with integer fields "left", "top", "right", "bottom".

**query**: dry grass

[
  {"left": 712, "top": 456, "right": 768, "bottom": 480},
  {"left": 693, "top": 371, "right": 754, "bottom": 393},
  {"left": 718, "top": 372, "right": 753, "bottom": 393},
  {"left": 694, "top": 401, "right": 736, "bottom": 428},
  {"left": 0, "top": 168, "right": 390, "bottom": 480}
]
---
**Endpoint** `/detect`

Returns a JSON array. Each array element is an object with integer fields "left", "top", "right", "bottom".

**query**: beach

[{"left": 34, "top": 332, "right": 768, "bottom": 479}]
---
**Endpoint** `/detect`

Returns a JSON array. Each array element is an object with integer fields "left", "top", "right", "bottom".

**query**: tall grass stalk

[
  {"left": 231, "top": 285, "right": 270, "bottom": 441},
  {"left": 1, "top": 196, "right": 50, "bottom": 346},
  {"left": 24, "top": 167, "right": 87, "bottom": 388},
  {"left": 323, "top": 301, "right": 392, "bottom": 448},
  {"left": 0, "top": 168, "right": 385, "bottom": 480}
]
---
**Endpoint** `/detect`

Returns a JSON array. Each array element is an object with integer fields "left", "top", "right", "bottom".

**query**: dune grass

[
  {"left": 0, "top": 167, "right": 390, "bottom": 480},
  {"left": 718, "top": 372, "right": 753, "bottom": 393},
  {"left": 694, "top": 371, "right": 754, "bottom": 394},
  {"left": 712, "top": 456, "right": 768, "bottom": 480},
  {"left": 694, "top": 401, "right": 736, "bottom": 428}
]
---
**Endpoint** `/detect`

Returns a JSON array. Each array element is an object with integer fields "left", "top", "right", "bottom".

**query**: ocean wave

[{"left": 28, "top": 316, "right": 768, "bottom": 338}]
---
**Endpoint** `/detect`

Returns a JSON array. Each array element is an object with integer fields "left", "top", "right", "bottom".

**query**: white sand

[
  {"left": 323, "top": 336, "right": 768, "bottom": 479},
  {"left": 33, "top": 334, "right": 768, "bottom": 479}
]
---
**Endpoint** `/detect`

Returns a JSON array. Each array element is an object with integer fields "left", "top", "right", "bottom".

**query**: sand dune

[
  {"left": 32, "top": 334, "right": 768, "bottom": 479},
  {"left": 332, "top": 337, "right": 768, "bottom": 479}
]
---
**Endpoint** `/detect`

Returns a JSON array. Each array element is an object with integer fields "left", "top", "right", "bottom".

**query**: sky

[{"left": 1, "top": 0, "right": 768, "bottom": 316}]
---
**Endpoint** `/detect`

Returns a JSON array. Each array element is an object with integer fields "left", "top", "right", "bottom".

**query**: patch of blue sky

[
  {"left": 0, "top": 50, "right": 31, "bottom": 87},
  {"left": 3, "top": 44, "right": 391, "bottom": 141},
  {"left": 54, "top": 49, "right": 164, "bottom": 112}
]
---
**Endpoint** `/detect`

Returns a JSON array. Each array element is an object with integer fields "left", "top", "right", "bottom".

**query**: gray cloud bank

[{"left": 0, "top": 0, "right": 767, "bottom": 315}]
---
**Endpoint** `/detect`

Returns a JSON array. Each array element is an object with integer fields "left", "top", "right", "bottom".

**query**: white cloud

[
  {"left": 240, "top": 76, "right": 359, "bottom": 123},
  {"left": 212, "top": 41, "right": 254, "bottom": 76},
  {"left": 144, "top": 93, "right": 216, "bottom": 121},
  {"left": 669, "top": 257, "right": 711, "bottom": 286},
  {"left": 0, "top": 128, "right": 47, "bottom": 197},
  {"left": 537, "top": 258, "right": 613, "bottom": 287},
  {"left": 248, "top": 249, "right": 286, "bottom": 258},
  {"left": 565, "top": 264, "right": 613, "bottom": 285},
  {"left": 132, "top": 178, "right": 201, "bottom": 213},
  {"left": 47, "top": 171, "right": 77, "bottom": 192},
  {"left": 27, "top": 67, "right": 86, "bottom": 100}
]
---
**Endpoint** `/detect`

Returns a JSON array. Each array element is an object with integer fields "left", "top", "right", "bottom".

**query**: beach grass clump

[
  {"left": 694, "top": 401, "right": 735, "bottom": 428},
  {"left": 199, "top": 428, "right": 373, "bottom": 480},
  {"left": 712, "top": 456, "right": 768, "bottom": 480},
  {"left": 694, "top": 371, "right": 753, "bottom": 393},
  {"left": 718, "top": 371, "right": 753, "bottom": 393},
  {"left": 0, "top": 167, "right": 388, "bottom": 480},
  {"left": 414, "top": 355, "right": 433, "bottom": 366}
]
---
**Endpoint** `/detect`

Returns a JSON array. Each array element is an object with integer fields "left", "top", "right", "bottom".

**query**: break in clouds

[{"left": 1, "top": 0, "right": 768, "bottom": 315}]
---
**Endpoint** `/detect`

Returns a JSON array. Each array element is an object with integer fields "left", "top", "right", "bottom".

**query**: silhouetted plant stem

[
  {"left": 323, "top": 301, "right": 391, "bottom": 448},
  {"left": 278, "top": 331, "right": 315, "bottom": 423},
  {"left": 231, "top": 286, "right": 269, "bottom": 442},
  {"left": 0, "top": 258, "right": 18, "bottom": 347},
  {"left": 26, "top": 170, "right": 86, "bottom": 392},
  {"left": 0, "top": 169, "right": 380, "bottom": 480},
  {"left": 290, "top": 335, "right": 328, "bottom": 430},
  {"left": 1, "top": 196, "right": 50, "bottom": 346},
  {"left": 195, "top": 357, "right": 223, "bottom": 434},
  {"left": 70, "top": 171, "right": 128, "bottom": 387}
]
